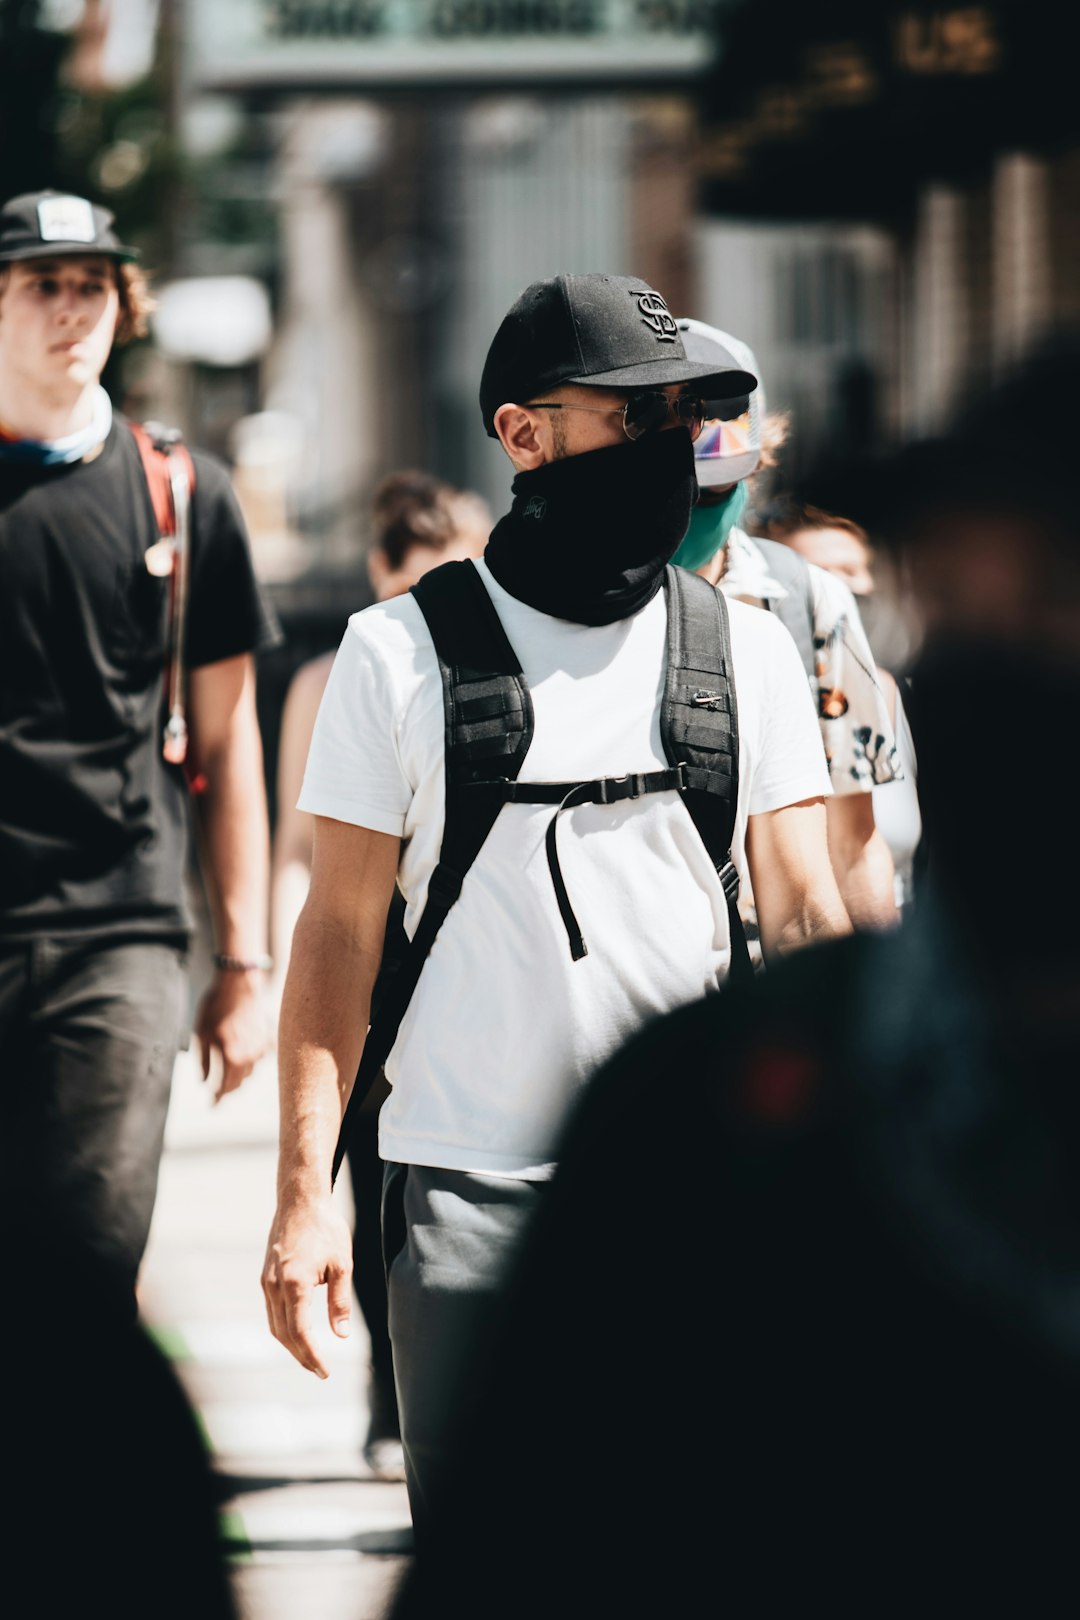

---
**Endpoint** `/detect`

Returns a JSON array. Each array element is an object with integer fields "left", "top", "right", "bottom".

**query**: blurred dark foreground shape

[
  {"left": 388, "top": 333, "right": 1080, "bottom": 1618},
  {"left": 8, "top": 1213, "right": 238, "bottom": 1620}
]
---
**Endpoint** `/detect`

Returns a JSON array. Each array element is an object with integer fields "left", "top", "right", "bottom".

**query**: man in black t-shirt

[{"left": 0, "top": 189, "right": 281, "bottom": 1298}]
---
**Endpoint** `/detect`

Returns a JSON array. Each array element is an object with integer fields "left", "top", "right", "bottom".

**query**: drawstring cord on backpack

[
  {"left": 472, "top": 767, "right": 687, "bottom": 962},
  {"left": 546, "top": 782, "right": 596, "bottom": 961}
]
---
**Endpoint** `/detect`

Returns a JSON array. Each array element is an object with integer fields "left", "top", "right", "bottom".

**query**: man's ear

[{"left": 493, "top": 403, "right": 547, "bottom": 470}]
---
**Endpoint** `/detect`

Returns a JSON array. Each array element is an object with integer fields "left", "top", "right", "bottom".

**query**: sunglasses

[{"left": 525, "top": 391, "right": 711, "bottom": 442}]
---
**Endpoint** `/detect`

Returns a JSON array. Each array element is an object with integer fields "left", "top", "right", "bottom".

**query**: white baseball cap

[{"left": 676, "top": 318, "right": 764, "bottom": 487}]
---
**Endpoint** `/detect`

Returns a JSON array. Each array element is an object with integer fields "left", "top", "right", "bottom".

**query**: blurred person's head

[
  {"left": 762, "top": 493, "right": 918, "bottom": 670},
  {"left": 812, "top": 333, "right": 1080, "bottom": 966},
  {"left": 850, "top": 338, "right": 1080, "bottom": 663},
  {"left": 765, "top": 501, "right": 876, "bottom": 597},
  {"left": 0, "top": 191, "right": 151, "bottom": 406},
  {"left": 367, "top": 469, "right": 491, "bottom": 601},
  {"left": 669, "top": 319, "right": 785, "bottom": 572}
]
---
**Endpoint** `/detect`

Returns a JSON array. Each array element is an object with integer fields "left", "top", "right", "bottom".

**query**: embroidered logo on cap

[
  {"left": 37, "top": 196, "right": 97, "bottom": 245},
  {"left": 636, "top": 291, "right": 678, "bottom": 342}
]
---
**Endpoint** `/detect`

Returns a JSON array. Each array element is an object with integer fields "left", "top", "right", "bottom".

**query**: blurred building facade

[
  {"left": 693, "top": 0, "right": 1079, "bottom": 481},
  {"left": 37, "top": 0, "right": 1077, "bottom": 795},
  {"left": 96, "top": 0, "right": 728, "bottom": 781},
  {"left": 158, "top": 2, "right": 728, "bottom": 807}
]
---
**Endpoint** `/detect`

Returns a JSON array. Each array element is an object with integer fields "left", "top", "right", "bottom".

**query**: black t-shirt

[{"left": 0, "top": 418, "right": 281, "bottom": 942}]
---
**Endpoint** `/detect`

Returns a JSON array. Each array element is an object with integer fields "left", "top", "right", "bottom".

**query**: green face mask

[{"left": 671, "top": 481, "right": 749, "bottom": 571}]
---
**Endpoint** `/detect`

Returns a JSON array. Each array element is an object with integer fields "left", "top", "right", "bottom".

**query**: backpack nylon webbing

[
  {"left": 331, "top": 560, "right": 749, "bottom": 1187},
  {"left": 128, "top": 420, "right": 202, "bottom": 786},
  {"left": 753, "top": 535, "right": 817, "bottom": 684}
]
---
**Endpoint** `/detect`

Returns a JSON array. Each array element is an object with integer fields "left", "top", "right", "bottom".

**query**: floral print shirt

[{"left": 720, "top": 528, "right": 902, "bottom": 794}]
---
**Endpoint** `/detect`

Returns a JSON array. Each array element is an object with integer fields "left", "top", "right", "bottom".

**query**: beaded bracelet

[{"left": 212, "top": 952, "right": 273, "bottom": 973}]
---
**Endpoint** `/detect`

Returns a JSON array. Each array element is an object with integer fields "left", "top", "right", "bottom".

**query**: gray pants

[{"left": 383, "top": 1161, "right": 546, "bottom": 1541}]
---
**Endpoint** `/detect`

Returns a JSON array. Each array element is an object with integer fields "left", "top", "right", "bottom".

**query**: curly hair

[{"left": 114, "top": 262, "right": 154, "bottom": 345}]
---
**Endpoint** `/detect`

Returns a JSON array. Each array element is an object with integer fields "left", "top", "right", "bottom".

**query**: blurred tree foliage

[
  {"left": 2, "top": 0, "right": 279, "bottom": 418},
  {"left": 0, "top": 1, "right": 181, "bottom": 276},
  {"left": 0, "top": 1, "right": 69, "bottom": 202}
]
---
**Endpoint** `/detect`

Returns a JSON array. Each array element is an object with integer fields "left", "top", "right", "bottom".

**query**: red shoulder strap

[
  {"left": 128, "top": 420, "right": 195, "bottom": 533},
  {"left": 128, "top": 419, "right": 205, "bottom": 792}
]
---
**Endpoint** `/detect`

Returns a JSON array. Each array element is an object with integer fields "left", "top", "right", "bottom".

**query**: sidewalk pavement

[{"left": 138, "top": 1045, "right": 413, "bottom": 1620}]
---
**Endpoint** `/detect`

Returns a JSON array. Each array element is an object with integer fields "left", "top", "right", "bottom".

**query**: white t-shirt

[{"left": 299, "top": 558, "right": 829, "bottom": 1179}]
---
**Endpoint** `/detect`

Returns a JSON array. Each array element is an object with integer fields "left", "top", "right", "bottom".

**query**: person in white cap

[
  {"left": 0, "top": 190, "right": 280, "bottom": 1305},
  {"left": 673, "top": 317, "right": 901, "bottom": 932}
]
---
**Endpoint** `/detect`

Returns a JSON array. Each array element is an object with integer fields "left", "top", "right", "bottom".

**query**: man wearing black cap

[
  {"left": 0, "top": 191, "right": 281, "bottom": 1301},
  {"left": 262, "top": 273, "right": 850, "bottom": 1534}
]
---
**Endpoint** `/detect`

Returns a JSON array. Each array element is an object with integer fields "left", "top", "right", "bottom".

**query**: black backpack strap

[
  {"left": 753, "top": 536, "right": 817, "bottom": 684},
  {"left": 661, "top": 565, "right": 753, "bottom": 985},
  {"left": 508, "top": 765, "right": 686, "bottom": 961},
  {"left": 332, "top": 560, "right": 533, "bottom": 1185}
]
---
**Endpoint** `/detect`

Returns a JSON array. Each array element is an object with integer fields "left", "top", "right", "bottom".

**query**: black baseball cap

[
  {"left": 479, "top": 273, "right": 757, "bottom": 438},
  {"left": 0, "top": 189, "right": 138, "bottom": 265}
]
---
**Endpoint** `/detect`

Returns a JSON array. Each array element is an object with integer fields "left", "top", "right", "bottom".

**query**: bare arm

[
  {"left": 825, "top": 793, "right": 899, "bottom": 931},
  {"left": 189, "top": 653, "right": 272, "bottom": 1098},
  {"left": 745, "top": 796, "right": 852, "bottom": 964},
  {"left": 270, "top": 654, "right": 334, "bottom": 1002},
  {"left": 262, "top": 815, "right": 399, "bottom": 1378}
]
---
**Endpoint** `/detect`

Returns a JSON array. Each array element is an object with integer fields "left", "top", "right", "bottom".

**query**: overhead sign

[
  {"left": 697, "top": 1, "right": 1077, "bottom": 221},
  {"left": 188, "top": 0, "right": 724, "bottom": 92}
]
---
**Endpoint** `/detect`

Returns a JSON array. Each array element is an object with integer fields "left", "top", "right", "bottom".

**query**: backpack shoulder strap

[
  {"left": 416, "top": 557, "right": 534, "bottom": 803},
  {"left": 661, "top": 564, "right": 739, "bottom": 868},
  {"left": 128, "top": 420, "right": 203, "bottom": 783},
  {"left": 753, "top": 536, "right": 817, "bottom": 683},
  {"left": 332, "top": 559, "right": 533, "bottom": 1184},
  {"left": 128, "top": 419, "right": 196, "bottom": 536},
  {"left": 660, "top": 564, "right": 753, "bottom": 984}
]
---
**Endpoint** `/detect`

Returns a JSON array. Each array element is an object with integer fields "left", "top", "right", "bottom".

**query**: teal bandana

[{"left": 671, "top": 481, "right": 748, "bottom": 571}]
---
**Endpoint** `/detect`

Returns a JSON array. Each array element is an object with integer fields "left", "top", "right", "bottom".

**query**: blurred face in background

[{"left": 782, "top": 523, "right": 875, "bottom": 598}]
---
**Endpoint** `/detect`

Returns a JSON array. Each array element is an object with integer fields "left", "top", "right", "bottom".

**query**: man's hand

[
  {"left": 262, "top": 1194, "right": 353, "bottom": 1378},
  {"left": 193, "top": 969, "right": 271, "bottom": 1100}
]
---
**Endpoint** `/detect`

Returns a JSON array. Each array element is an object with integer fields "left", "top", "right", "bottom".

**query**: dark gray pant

[
  {"left": 0, "top": 936, "right": 186, "bottom": 1301},
  {"left": 383, "top": 1161, "right": 546, "bottom": 1542}
]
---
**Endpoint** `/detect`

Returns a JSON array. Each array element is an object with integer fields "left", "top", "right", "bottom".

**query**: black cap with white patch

[{"left": 0, "top": 190, "right": 138, "bottom": 265}]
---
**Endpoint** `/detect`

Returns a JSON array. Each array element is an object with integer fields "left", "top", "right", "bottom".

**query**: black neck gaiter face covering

[{"left": 484, "top": 428, "right": 697, "bottom": 626}]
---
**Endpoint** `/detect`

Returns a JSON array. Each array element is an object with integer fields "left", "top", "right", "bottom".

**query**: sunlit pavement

[{"left": 139, "top": 1044, "right": 412, "bottom": 1620}]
